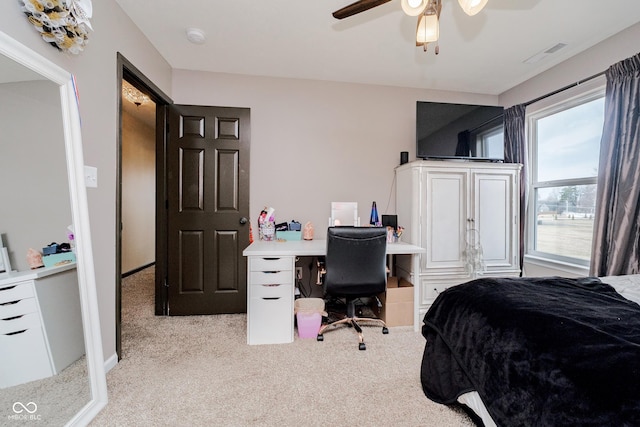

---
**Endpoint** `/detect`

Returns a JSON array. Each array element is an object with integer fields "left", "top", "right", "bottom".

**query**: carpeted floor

[
  {"left": 90, "top": 266, "right": 475, "bottom": 427},
  {"left": 0, "top": 355, "right": 88, "bottom": 426}
]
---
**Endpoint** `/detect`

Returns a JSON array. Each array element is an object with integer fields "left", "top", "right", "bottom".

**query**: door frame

[{"left": 116, "top": 53, "right": 173, "bottom": 360}]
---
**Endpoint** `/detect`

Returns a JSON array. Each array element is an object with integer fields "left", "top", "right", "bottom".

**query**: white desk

[{"left": 242, "top": 239, "right": 424, "bottom": 345}]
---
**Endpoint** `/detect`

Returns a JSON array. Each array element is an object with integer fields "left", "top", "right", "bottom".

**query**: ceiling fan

[
  {"left": 332, "top": 0, "right": 392, "bottom": 19},
  {"left": 332, "top": 0, "right": 487, "bottom": 19},
  {"left": 331, "top": 0, "right": 489, "bottom": 52}
]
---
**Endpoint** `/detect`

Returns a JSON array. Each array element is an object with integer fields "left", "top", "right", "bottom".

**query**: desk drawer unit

[
  {"left": 247, "top": 256, "right": 294, "bottom": 345},
  {"left": 0, "top": 281, "right": 35, "bottom": 304},
  {"left": 0, "top": 280, "right": 53, "bottom": 389}
]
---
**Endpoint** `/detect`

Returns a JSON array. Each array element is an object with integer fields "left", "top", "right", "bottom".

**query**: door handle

[{"left": 239, "top": 217, "right": 248, "bottom": 225}]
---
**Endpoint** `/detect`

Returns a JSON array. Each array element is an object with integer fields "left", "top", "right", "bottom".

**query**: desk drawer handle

[
  {"left": 5, "top": 329, "right": 28, "bottom": 336},
  {"left": 261, "top": 297, "right": 281, "bottom": 301},
  {"left": 262, "top": 257, "right": 280, "bottom": 261},
  {"left": 261, "top": 284, "right": 281, "bottom": 287},
  {"left": 263, "top": 271, "right": 281, "bottom": 274}
]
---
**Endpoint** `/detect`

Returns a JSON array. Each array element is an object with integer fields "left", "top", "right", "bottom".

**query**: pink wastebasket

[{"left": 294, "top": 298, "right": 326, "bottom": 339}]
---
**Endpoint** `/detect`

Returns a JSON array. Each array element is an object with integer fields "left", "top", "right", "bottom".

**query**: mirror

[
  {"left": 0, "top": 30, "right": 107, "bottom": 425},
  {"left": 330, "top": 202, "right": 360, "bottom": 226}
]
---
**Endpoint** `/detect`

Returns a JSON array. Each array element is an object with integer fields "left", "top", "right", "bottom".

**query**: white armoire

[{"left": 395, "top": 160, "right": 522, "bottom": 320}]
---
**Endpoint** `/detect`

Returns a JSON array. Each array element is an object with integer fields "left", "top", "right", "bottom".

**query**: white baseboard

[{"left": 104, "top": 352, "right": 118, "bottom": 373}]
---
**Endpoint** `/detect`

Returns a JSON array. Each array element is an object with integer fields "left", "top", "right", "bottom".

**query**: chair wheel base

[
  {"left": 317, "top": 334, "right": 324, "bottom": 341},
  {"left": 359, "top": 342, "right": 366, "bottom": 350},
  {"left": 382, "top": 327, "right": 389, "bottom": 334}
]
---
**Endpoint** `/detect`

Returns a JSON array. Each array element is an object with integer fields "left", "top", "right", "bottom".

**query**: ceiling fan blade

[{"left": 332, "top": 0, "right": 393, "bottom": 19}]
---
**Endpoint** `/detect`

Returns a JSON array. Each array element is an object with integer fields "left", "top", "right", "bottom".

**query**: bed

[{"left": 420, "top": 275, "right": 640, "bottom": 426}]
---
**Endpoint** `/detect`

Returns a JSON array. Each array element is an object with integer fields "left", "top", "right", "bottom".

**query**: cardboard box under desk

[{"left": 375, "top": 277, "right": 414, "bottom": 327}]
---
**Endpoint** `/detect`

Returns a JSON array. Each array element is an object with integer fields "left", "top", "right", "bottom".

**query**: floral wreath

[{"left": 20, "top": 0, "right": 93, "bottom": 55}]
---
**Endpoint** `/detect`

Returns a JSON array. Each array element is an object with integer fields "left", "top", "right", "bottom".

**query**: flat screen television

[{"left": 416, "top": 101, "right": 505, "bottom": 161}]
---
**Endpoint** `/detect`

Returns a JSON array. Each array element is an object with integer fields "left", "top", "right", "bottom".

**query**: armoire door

[
  {"left": 472, "top": 169, "right": 518, "bottom": 272},
  {"left": 423, "top": 168, "right": 469, "bottom": 274}
]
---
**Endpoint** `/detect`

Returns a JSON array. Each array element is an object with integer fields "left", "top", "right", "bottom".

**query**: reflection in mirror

[{"left": 0, "top": 30, "right": 107, "bottom": 425}]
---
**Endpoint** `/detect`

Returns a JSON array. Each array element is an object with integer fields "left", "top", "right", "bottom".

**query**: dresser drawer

[
  {"left": 250, "top": 270, "right": 293, "bottom": 286},
  {"left": 422, "top": 281, "right": 453, "bottom": 305},
  {"left": 250, "top": 257, "right": 293, "bottom": 272},
  {"left": 248, "top": 291, "right": 293, "bottom": 345},
  {"left": 250, "top": 283, "right": 293, "bottom": 299},
  {"left": 0, "top": 281, "right": 34, "bottom": 304},
  {"left": 0, "top": 326, "right": 53, "bottom": 388},
  {"left": 0, "top": 312, "right": 42, "bottom": 335},
  {"left": 0, "top": 298, "right": 38, "bottom": 319}
]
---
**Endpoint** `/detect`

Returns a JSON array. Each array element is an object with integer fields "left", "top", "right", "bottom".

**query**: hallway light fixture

[{"left": 122, "top": 81, "right": 150, "bottom": 107}]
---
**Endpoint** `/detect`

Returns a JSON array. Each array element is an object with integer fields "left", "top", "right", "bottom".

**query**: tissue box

[{"left": 43, "top": 252, "right": 76, "bottom": 267}]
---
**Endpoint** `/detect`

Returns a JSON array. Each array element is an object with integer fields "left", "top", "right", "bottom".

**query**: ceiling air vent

[{"left": 523, "top": 43, "right": 568, "bottom": 64}]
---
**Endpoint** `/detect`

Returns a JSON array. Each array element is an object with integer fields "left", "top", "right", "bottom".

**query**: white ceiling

[{"left": 115, "top": 0, "right": 640, "bottom": 95}]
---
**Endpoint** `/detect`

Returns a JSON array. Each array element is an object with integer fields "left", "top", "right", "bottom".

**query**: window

[
  {"left": 478, "top": 125, "right": 504, "bottom": 159},
  {"left": 527, "top": 79, "right": 605, "bottom": 266},
  {"left": 471, "top": 116, "right": 504, "bottom": 159}
]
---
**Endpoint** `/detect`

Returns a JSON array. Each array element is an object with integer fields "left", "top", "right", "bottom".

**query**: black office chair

[{"left": 317, "top": 226, "right": 389, "bottom": 350}]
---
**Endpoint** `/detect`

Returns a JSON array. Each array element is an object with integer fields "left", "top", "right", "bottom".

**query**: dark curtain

[
  {"left": 591, "top": 52, "right": 640, "bottom": 276},
  {"left": 503, "top": 104, "right": 528, "bottom": 274},
  {"left": 455, "top": 130, "right": 470, "bottom": 156}
]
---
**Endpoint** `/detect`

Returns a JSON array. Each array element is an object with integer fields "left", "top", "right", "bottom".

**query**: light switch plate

[{"left": 84, "top": 165, "right": 97, "bottom": 188}]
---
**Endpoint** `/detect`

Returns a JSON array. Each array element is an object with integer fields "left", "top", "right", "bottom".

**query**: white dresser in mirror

[{"left": 1, "top": 263, "right": 83, "bottom": 389}]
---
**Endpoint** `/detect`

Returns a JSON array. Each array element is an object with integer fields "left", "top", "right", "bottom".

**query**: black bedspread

[{"left": 420, "top": 276, "right": 640, "bottom": 426}]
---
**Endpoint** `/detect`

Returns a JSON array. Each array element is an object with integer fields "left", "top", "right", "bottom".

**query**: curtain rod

[{"left": 524, "top": 69, "right": 606, "bottom": 107}]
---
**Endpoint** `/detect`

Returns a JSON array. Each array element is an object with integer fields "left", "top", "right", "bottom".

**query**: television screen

[{"left": 416, "top": 101, "right": 505, "bottom": 161}]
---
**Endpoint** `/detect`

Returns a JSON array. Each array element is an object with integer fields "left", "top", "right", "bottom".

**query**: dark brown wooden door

[{"left": 166, "top": 105, "right": 250, "bottom": 315}]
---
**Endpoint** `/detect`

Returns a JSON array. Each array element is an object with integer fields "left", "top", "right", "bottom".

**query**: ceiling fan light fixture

[
  {"left": 416, "top": 8, "right": 439, "bottom": 44},
  {"left": 457, "top": 0, "right": 488, "bottom": 16},
  {"left": 401, "top": 0, "right": 427, "bottom": 16}
]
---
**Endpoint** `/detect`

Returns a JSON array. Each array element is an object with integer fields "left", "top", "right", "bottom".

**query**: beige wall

[
  {"left": 121, "top": 108, "right": 156, "bottom": 273},
  {"left": 170, "top": 71, "right": 498, "bottom": 234},
  {"left": 173, "top": 23, "right": 640, "bottom": 276},
  {"left": 1, "top": 1, "right": 638, "bottom": 366},
  {"left": 0, "top": 1, "right": 172, "bottom": 364}
]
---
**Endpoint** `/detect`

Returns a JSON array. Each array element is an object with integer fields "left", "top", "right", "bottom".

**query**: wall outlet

[{"left": 295, "top": 267, "right": 303, "bottom": 280}]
